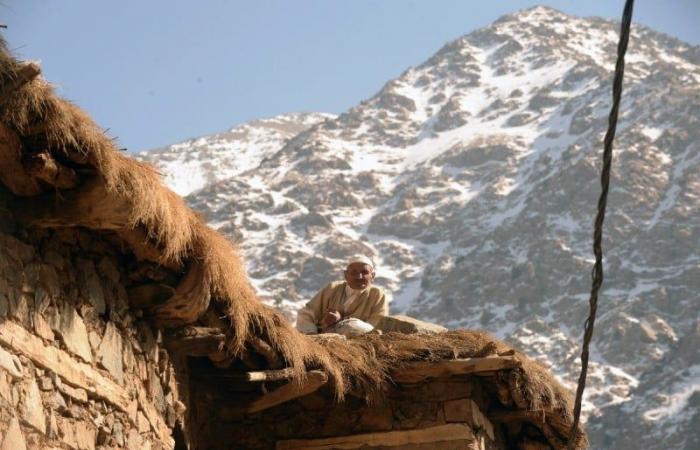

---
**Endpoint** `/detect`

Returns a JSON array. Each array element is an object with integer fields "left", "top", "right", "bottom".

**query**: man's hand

[{"left": 320, "top": 310, "right": 342, "bottom": 330}]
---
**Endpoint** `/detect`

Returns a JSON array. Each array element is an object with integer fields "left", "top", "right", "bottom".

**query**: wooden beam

[
  {"left": 391, "top": 356, "right": 521, "bottom": 383},
  {"left": 164, "top": 326, "right": 225, "bottom": 356},
  {"left": 244, "top": 368, "right": 296, "bottom": 382},
  {"left": 276, "top": 423, "right": 476, "bottom": 450},
  {"left": 488, "top": 409, "right": 546, "bottom": 424},
  {"left": 232, "top": 356, "right": 520, "bottom": 385},
  {"left": 247, "top": 370, "right": 328, "bottom": 414}
]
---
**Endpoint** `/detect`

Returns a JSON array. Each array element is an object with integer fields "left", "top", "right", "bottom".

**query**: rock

[
  {"left": 50, "top": 304, "right": 93, "bottom": 363},
  {"left": 0, "top": 372, "right": 12, "bottom": 404},
  {"left": 122, "top": 343, "right": 136, "bottom": 373},
  {"left": 47, "top": 412, "right": 58, "bottom": 439},
  {"left": 38, "top": 264, "right": 61, "bottom": 300},
  {"left": 9, "top": 291, "right": 30, "bottom": 326},
  {"left": 127, "top": 399, "right": 138, "bottom": 422},
  {"left": 112, "top": 422, "right": 125, "bottom": 447},
  {"left": 39, "top": 376, "right": 53, "bottom": 391},
  {"left": 77, "top": 259, "right": 105, "bottom": 315},
  {"left": 0, "top": 345, "right": 23, "bottom": 378},
  {"left": 45, "top": 391, "right": 67, "bottom": 413},
  {"left": 2, "top": 234, "right": 34, "bottom": 263},
  {"left": 125, "top": 428, "right": 139, "bottom": 449},
  {"left": 74, "top": 423, "right": 97, "bottom": 450},
  {"left": 20, "top": 378, "right": 45, "bottom": 433},
  {"left": 88, "top": 331, "right": 101, "bottom": 353},
  {"left": 57, "top": 417, "right": 96, "bottom": 450},
  {"left": 377, "top": 315, "right": 447, "bottom": 334},
  {"left": 57, "top": 382, "right": 88, "bottom": 403},
  {"left": 0, "top": 292, "right": 8, "bottom": 317},
  {"left": 147, "top": 368, "right": 165, "bottom": 413},
  {"left": 1, "top": 416, "right": 27, "bottom": 450},
  {"left": 96, "top": 427, "right": 109, "bottom": 445},
  {"left": 96, "top": 323, "right": 124, "bottom": 383},
  {"left": 137, "top": 411, "right": 150, "bottom": 433},
  {"left": 34, "top": 313, "right": 55, "bottom": 341}
]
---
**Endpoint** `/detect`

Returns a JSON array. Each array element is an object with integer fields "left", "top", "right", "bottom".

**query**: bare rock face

[{"left": 142, "top": 6, "right": 700, "bottom": 448}]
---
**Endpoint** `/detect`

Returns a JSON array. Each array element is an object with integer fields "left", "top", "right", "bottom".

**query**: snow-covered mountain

[
  {"left": 142, "top": 112, "right": 334, "bottom": 196},
  {"left": 140, "top": 7, "right": 700, "bottom": 449}
]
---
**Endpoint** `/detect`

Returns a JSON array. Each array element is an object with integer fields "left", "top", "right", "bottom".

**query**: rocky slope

[{"left": 140, "top": 7, "right": 700, "bottom": 449}]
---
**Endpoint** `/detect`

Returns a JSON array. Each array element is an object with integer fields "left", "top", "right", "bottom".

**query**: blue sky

[{"left": 3, "top": 1, "right": 699, "bottom": 152}]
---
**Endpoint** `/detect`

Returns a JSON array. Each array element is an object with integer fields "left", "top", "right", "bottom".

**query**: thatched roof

[{"left": 0, "top": 41, "right": 586, "bottom": 449}]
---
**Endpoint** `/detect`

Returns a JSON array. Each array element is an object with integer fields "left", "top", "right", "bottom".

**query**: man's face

[{"left": 344, "top": 262, "right": 374, "bottom": 290}]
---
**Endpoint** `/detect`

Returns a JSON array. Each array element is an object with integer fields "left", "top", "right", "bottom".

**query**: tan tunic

[{"left": 296, "top": 281, "right": 389, "bottom": 334}]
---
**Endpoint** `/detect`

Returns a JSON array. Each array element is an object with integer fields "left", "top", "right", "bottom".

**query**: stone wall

[
  {"left": 190, "top": 366, "right": 503, "bottom": 450},
  {"left": 0, "top": 225, "right": 184, "bottom": 450}
]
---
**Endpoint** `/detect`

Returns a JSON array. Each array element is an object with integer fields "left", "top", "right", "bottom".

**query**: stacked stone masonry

[
  {"left": 0, "top": 226, "right": 183, "bottom": 450},
  {"left": 191, "top": 367, "right": 502, "bottom": 450}
]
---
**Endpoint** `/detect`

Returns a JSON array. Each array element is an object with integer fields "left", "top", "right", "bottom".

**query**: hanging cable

[{"left": 567, "top": 1, "right": 635, "bottom": 448}]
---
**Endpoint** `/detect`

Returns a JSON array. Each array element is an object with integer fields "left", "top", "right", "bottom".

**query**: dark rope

[{"left": 567, "top": 0, "right": 635, "bottom": 448}]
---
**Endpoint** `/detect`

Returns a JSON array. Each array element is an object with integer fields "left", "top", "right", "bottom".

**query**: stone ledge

[{"left": 377, "top": 315, "right": 447, "bottom": 334}]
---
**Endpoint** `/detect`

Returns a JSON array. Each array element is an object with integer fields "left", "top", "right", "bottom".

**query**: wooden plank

[
  {"left": 391, "top": 356, "right": 520, "bottom": 383},
  {"left": 276, "top": 423, "right": 475, "bottom": 450},
  {"left": 0, "top": 320, "right": 130, "bottom": 411},
  {"left": 248, "top": 370, "right": 327, "bottom": 413},
  {"left": 164, "top": 326, "right": 225, "bottom": 356},
  {"left": 488, "top": 409, "right": 546, "bottom": 424}
]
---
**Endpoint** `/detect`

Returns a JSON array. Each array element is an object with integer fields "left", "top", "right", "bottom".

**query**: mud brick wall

[{"left": 0, "top": 225, "right": 183, "bottom": 450}]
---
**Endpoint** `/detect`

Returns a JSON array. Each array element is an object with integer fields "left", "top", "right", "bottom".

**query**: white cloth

[
  {"left": 340, "top": 284, "right": 367, "bottom": 315},
  {"left": 326, "top": 317, "right": 375, "bottom": 337},
  {"left": 347, "top": 255, "right": 374, "bottom": 270}
]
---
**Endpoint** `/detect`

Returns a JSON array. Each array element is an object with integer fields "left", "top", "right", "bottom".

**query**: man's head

[{"left": 344, "top": 255, "right": 375, "bottom": 290}]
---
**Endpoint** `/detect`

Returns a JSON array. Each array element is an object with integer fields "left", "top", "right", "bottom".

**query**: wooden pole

[
  {"left": 247, "top": 370, "right": 328, "bottom": 414},
  {"left": 391, "top": 356, "right": 520, "bottom": 383}
]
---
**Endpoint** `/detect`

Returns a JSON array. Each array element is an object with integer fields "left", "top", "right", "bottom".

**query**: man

[{"left": 296, "top": 255, "right": 389, "bottom": 336}]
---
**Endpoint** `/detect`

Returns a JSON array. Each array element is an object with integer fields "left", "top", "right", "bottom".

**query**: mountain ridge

[{"left": 140, "top": 7, "right": 700, "bottom": 449}]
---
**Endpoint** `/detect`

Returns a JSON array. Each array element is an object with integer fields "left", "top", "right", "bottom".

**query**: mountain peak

[{"left": 142, "top": 10, "right": 700, "bottom": 449}]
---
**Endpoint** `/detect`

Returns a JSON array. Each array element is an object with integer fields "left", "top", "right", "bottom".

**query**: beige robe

[{"left": 296, "top": 281, "right": 389, "bottom": 334}]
